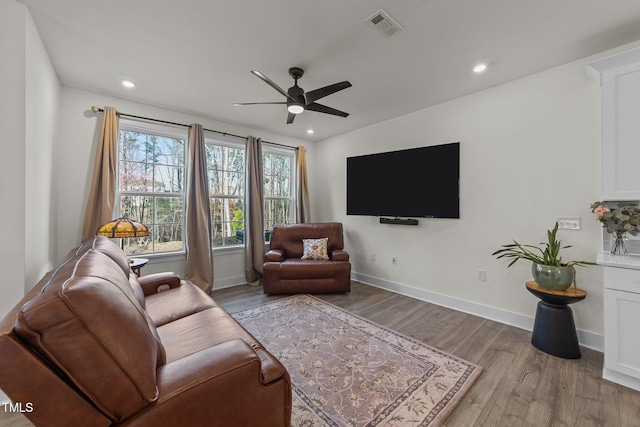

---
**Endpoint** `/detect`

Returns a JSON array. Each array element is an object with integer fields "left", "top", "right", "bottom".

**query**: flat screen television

[{"left": 347, "top": 142, "right": 459, "bottom": 219}]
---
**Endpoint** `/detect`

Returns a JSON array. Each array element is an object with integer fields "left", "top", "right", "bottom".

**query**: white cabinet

[
  {"left": 591, "top": 47, "right": 640, "bottom": 391},
  {"left": 587, "top": 48, "right": 640, "bottom": 200},
  {"left": 602, "top": 265, "right": 640, "bottom": 392}
]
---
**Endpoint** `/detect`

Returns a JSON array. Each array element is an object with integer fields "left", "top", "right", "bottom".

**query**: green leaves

[
  {"left": 591, "top": 201, "right": 640, "bottom": 236},
  {"left": 492, "top": 241, "right": 547, "bottom": 266},
  {"left": 492, "top": 222, "right": 595, "bottom": 268},
  {"left": 541, "top": 223, "right": 570, "bottom": 266}
]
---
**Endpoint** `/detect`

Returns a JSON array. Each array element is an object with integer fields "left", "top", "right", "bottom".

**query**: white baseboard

[
  {"left": 603, "top": 367, "right": 640, "bottom": 392},
  {"left": 352, "top": 271, "right": 604, "bottom": 353},
  {"left": 212, "top": 275, "right": 247, "bottom": 290}
]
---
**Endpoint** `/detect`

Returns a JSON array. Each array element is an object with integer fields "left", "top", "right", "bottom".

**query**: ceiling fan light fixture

[
  {"left": 473, "top": 63, "right": 487, "bottom": 73},
  {"left": 236, "top": 68, "right": 351, "bottom": 124},
  {"left": 287, "top": 103, "right": 304, "bottom": 114}
]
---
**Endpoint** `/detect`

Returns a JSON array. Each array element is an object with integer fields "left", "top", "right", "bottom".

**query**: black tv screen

[{"left": 347, "top": 142, "right": 459, "bottom": 219}]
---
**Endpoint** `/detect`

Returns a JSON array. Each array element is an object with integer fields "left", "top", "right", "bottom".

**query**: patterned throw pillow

[{"left": 301, "top": 238, "right": 329, "bottom": 260}]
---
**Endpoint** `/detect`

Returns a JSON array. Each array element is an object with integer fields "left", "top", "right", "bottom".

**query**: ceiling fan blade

[
  {"left": 232, "top": 102, "right": 287, "bottom": 106},
  {"left": 305, "top": 102, "right": 349, "bottom": 117},
  {"left": 286, "top": 112, "right": 296, "bottom": 124},
  {"left": 251, "top": 70, "right": 296, "bottom": 102},
  {"left": 304, "top": 81, "right": 352, "bottom": 104}
]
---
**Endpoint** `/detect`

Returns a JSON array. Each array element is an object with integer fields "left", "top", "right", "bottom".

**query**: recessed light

[
  {"left": 121, "top": 80, "right": 136, "bottom": 88},
  {"left": 307, "top": 129, "right": 314, "bottom": 134},
  {"left": 473, "top": 64, "right": 487, "bottom": 73}
]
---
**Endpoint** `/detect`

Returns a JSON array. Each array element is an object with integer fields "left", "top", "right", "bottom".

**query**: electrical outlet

[
  {"left": 392, "top": 256, "right": 397, "bottom": 265},
  {"left": 557, "top": 217, "right": 581, "bottom": 230},
  {"left": 371, "top": 253, "right": 376, "bottom": 262},
  {"left": 477, "top": 269, "right": 486, "bottom": 281}
]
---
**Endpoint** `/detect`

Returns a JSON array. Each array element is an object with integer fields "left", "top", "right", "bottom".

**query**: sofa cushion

[
  {"left": 55, "top": 236, "right": 148, "bottom": 308},
  {"left": 157, "top": 307, "right": 262, "bottom": 363},
  {"left": 14, "top": 248, "right": 161, "bottom": 422},
  {"left": 268, "top": 258, "right": 349, "bottom": 279},
  {"left": 92, "top": 235, "right": 153, "bottom": 310},
  {"left": 90, "top": 235, "right": 132, "bottom": 279},
  {"left": 155, "top": 305, "right": 288, "bottom": 387},
  {"left": 145, "top": 284, "right": 217, "bottom": 327}
]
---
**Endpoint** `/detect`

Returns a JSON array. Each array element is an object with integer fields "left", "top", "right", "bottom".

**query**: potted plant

[{"left": 492, "top": 222, "right": 595, "bottom": 290}]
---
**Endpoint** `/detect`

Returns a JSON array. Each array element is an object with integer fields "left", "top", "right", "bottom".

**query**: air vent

[{"left": 366, "top": 9, "right": 403, "bottom": 37}]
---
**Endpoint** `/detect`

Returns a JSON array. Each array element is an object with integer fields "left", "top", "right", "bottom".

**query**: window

[
  {"left": 117, "top": 122, "right": 186, "bottom": 255},
  {"left": 116, "top": 122, "right": 295, "bottom": 253},
  {"left": 263, "top": 147, "right": 294, "bottom": 231},
  {"left": 206, "top": 139, "right": 245, "bottom": 248},
  {"left": 206, "top": 138, "right": 296, "bottom": 248}
]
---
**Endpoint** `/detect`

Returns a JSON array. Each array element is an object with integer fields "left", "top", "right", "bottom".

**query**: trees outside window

[
  {"left": 263, "top": 151, "right": 293, "bottom": 232},
  {"left": 206, "top": 139, "right": 295, "bottom": 248},
  {"left": 116, "top": 121, "right": 296, "bottom": 255},
  {"left": 117, "top": 123, "right": 186, "bottom": 255},
  {"left": 207, "top": 142, "right": 245, "bottom": 247}
]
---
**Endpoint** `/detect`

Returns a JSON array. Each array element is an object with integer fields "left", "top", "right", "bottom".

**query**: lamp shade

[{"left": 96, "top": 217, "right": 149, "bottom": 238}]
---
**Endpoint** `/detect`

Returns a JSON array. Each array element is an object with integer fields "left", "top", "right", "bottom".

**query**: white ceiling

[{"left": 19, "top": 0, "right": 640, "bottom": 142}]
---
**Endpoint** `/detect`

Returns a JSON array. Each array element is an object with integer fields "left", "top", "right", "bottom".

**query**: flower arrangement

[{"left": 590, "top": 201, "right": 640, "bottom": 235}]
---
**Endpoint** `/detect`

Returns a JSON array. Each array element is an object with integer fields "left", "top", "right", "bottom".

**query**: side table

[
  {"left": 525, "top": 281, "right": 587, "bottom": 359},
  {"left": 129, "top": 258, "right": 149, "bottom": 277}
]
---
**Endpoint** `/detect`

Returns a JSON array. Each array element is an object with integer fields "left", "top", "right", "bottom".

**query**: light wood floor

[{"left": 3, "top": 281, "right": 640, "bottom": 426}]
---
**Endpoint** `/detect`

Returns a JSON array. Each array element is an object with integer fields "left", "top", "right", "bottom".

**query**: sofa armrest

[
  {"left": 138, "top": 272, "right": 182, "bottom": 296},
  {"left": 331, "top": 249, "right": 350, "bottom": 262},
  {"left": 265, "top": 249, "right": 285, "bottom": 262},
  {"left": 125, "top": 339, "right": 291, "bottom": 427}
]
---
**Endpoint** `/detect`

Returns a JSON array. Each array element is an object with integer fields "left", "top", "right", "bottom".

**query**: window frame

[
  {"left": 116, "top": 119, "right": 188, "bottom": 257},
  {"left": 204, "top": 137, "right": 297, "bottom": 250},
  {"left": 205, "top": 135, "right": 247, "bottom": 250},
  {"left": 115, "top": 120, "right": 298, "bottom": 255},
  {"left": 262, "top": 143, "right": 297, "bottom": 233}
]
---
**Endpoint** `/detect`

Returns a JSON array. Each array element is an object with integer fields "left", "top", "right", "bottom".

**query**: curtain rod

[{"left": 90, "top": 105, "right": 296, "bottom": 150}]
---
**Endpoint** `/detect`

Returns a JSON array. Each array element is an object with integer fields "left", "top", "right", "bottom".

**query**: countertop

[{"left": 597, "top": 252, "right": 640, "bottom": 270}]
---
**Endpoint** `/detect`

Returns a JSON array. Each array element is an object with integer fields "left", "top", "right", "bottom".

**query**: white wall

[
  {"left": 25, "top": 7, "right": 60, "bottom": 291},
  {"left": 0, "top": 0, "right": 60, "bottom": 403},
  {"left": 55, "top": 87, "right": 313, "bottom": 288},
  {"left": 0, "top": 1, "right": 27, "bottom": 322},
  {"left": 0, "top": 1, "right": 59, "bottom": 310},
  {"left": 313, "top": 48, "right": 634, "bottom": 349}
]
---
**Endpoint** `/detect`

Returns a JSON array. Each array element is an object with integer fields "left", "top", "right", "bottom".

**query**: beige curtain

[
  {"left": 82, "top": 106, "right": 119, "bottom": 239},
  {"left": 296, "top": 146, "right": 311, "bottom": 223},
  {"left": 185, "top": 124, "right": 213, "bottom": 293},
  {"left": 245, "top": 136, "right": 264, "bottom": 285}
]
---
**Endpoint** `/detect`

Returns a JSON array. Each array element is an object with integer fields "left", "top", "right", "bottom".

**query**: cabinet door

[
  {"left": 604, "top": 288, "right": 640, "bottom": 378},
  {"left": 602, "top": 62, "right": 640, "bottom": 200}
]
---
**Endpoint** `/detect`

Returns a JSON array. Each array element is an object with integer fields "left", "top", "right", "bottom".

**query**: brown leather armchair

[{"left": 263, "top": 222, "right": 351, "bottom": 294}]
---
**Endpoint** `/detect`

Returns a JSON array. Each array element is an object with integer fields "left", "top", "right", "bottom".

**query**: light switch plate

[{"left": 557, "top": 216, "right": 581, "bottom": 230}]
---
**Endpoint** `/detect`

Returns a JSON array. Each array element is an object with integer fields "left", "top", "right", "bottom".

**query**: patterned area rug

[{"left": 232, "top": 294, "right": 482, "bottom": 427}]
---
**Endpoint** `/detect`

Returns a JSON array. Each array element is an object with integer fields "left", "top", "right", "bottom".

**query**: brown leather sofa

[
  {"left": 0, "top": 236, "right": 291, "bottom": 427},
  {"left": 263, "top": 222, "right": 351, "bottom": 294}
]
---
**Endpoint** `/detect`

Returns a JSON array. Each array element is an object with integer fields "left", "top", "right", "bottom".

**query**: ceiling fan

[{"left": 233, "top": 67, "right": 352, "bottom": 124}]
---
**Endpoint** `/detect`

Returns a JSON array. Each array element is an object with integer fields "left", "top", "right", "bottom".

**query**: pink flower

[{"left": 594, "top": 207, "right": 610, "bottom": 218}]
